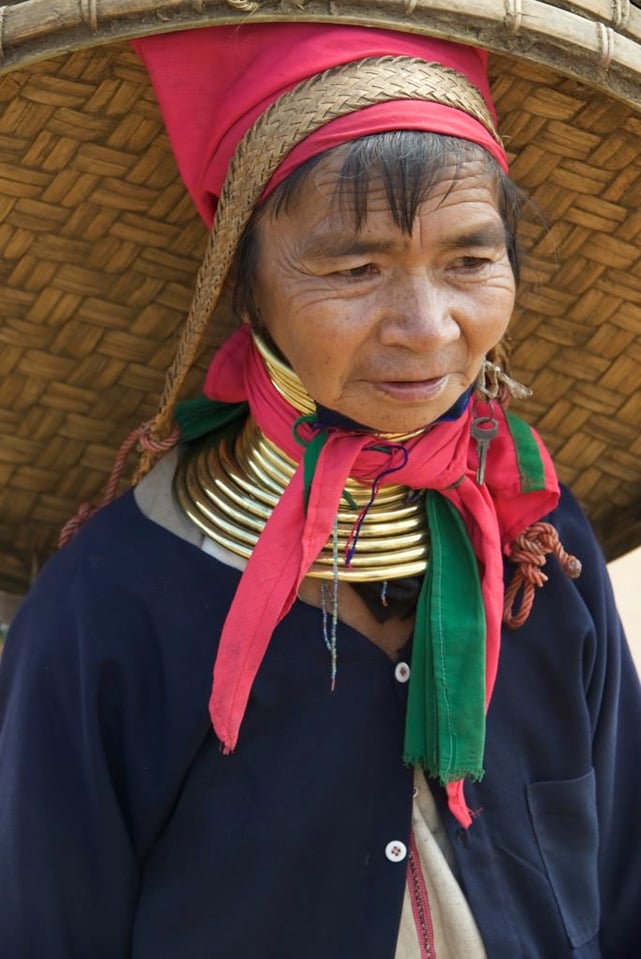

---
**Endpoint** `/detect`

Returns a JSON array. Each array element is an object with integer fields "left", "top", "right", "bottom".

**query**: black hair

[{"left": 233, "top": 130, "right": 524, "bottom": 323}]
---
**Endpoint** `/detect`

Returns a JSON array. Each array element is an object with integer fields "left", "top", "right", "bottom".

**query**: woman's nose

[{"left": 377, "top": 274, "right": 460, "bottom": 350}]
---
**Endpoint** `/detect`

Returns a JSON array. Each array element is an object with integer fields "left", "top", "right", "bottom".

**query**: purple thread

[{"left": 344, "top": 443, "right": 410, "bottom": 566}]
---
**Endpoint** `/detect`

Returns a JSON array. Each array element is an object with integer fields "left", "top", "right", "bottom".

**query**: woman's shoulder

[
  {"left": 2, "top": 453, "right": 236, "bottom": 677},
  {"left": 549, "top": 484, "right": 602, "bottom": 555},
  {"left": 547, "top": 484, "right": 614, "bottom": 609},
  {"left": 32, "top": 449, "right": 205, "bottom": 601}
]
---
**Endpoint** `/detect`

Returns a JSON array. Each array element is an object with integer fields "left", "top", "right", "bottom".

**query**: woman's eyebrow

[
  {"left": 301, "top": 235, "right": 398, "bottom": 259},
  {"left": 301, "top": 220, "right": 506, "bottom": 259},
  {"left": 442, "top": 223, "right": 507, "bottom": 250}
]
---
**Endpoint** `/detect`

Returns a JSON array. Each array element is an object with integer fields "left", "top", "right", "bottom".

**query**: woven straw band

[{"left": 150, "top": 56, "right": 502, "bottom": 442}]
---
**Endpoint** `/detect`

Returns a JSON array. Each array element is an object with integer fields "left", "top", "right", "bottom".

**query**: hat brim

[{"left": 0, "top": 3, "right": 640, "bottom": 592}]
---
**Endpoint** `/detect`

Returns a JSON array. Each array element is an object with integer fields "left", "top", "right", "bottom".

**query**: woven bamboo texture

[
  {"left": 0, "top": 3, "right": 640, "bottom": 593},
  {"left": 1, "top": 0, "right": 641, "bottom": 110},
  {"left": 0, "top": 43, "right": 214, "bottom": 592}
]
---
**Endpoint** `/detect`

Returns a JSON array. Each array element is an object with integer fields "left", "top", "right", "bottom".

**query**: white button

[
  {"left": 394, "top": 662, "right": 410, "bottom": 683},
  {"left": 385, "top": 840, "right": 408, "bottom": 863}
]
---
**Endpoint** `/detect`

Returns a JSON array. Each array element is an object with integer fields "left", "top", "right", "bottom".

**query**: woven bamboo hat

[{"left": 0, "top": 1, "right": 640, "bottom": 595}]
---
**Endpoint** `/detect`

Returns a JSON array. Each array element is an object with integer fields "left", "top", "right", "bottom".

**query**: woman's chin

[{"left": 340, "top": 386, "right": 468, "bottom": 435}]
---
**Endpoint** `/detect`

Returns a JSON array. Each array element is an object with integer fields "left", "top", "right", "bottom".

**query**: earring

[{"left": 476, "top": 359, "right": 532, "bottom": 403}]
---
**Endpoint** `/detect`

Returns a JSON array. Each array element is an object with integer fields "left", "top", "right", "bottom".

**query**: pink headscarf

[{"left": 132, "top": 23, "right": 507, "bottom": 227}]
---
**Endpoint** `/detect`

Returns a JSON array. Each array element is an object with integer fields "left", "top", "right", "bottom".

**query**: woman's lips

[{"left": 372, "top": 375, "right": 449, "bottom": 402}]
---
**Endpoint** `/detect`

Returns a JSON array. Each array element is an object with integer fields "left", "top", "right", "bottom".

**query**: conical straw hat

[{"left": 0, "top": 0, "right": 640, "bottom": 594}]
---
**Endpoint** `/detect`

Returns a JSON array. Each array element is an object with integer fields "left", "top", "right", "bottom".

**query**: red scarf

[{"left": 203, "top": 326, "right": 559, "bottom": 825}]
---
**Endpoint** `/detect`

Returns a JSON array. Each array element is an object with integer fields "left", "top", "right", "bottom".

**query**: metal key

[{"left": 471, "top": 416, "right": 499, "bottom": 485}]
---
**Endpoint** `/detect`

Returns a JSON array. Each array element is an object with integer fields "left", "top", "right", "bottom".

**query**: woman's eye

[
  {"left": 334, "top": 263, "right": 377, "bottom": 279},
  {"left": 454, "top": 256, "right": 492, "bottom": 272}
]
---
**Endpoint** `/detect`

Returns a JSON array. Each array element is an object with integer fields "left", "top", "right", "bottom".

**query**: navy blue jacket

[{"left": 0, "top": 486, "right": 639, "bottom": 957}]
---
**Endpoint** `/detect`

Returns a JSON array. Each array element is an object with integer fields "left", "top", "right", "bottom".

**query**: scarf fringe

[{"left": 403, "top": 756, "right": 485, "bottom": 786}]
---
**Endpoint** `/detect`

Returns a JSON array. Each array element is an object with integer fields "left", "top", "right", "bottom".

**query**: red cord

[
  {"left": 504, "top": 522, "right": 582, "bottom": 628},
  {"left": 58, "top": 420, "right": 179, "bottom": 548}
]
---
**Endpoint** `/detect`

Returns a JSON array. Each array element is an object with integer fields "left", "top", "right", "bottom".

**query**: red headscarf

[{"left": 132, "top": 23, "right": 507, "bottom": 227}]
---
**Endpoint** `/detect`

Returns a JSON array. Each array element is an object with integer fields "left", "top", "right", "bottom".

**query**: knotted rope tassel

[{"left": 504, "top": 521, "right": 582, "bottom": 628}]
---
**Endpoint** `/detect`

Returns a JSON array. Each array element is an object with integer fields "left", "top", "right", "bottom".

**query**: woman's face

[{"left": 250, "top": 150, "right": 516, "bottom": 434}]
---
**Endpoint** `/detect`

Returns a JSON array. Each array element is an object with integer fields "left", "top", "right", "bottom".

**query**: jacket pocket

[{"left": 527, "top": 769, "right": 600, "bottom": 948}]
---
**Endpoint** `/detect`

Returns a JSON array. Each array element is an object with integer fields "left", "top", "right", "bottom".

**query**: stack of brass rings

[{"left": 174, "top": 416, "right": 429, "bottom": 582}]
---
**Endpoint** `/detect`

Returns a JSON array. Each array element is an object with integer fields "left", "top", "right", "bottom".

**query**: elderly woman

[{"left": 0, "top": 21, "right": 640, "bottom": 959}]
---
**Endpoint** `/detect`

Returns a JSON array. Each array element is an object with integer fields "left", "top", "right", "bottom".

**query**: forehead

[
  {"left": 263, "top": 146, "right": 502, "bottom": 235},
  {"left": 263, "top": 148, "right": 503, "bottom": 246}
]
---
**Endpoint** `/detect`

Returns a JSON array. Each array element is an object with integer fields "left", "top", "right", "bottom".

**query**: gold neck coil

[
  {"left": 174, "top": 416, "right": 429, "bottom": 582},
  {"left": 174, "top": 332, "right": 429, "bottom": 581},
  {"left": 251, "top": 332, "right": 426, "bottom": 442},
  {"left": 253, "top": 333, "right": 315, "bottom": 416}
]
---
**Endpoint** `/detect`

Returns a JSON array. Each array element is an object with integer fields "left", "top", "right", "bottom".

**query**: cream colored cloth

[{"left": 395, "top": 771, "right": 487, "bottom": 959}]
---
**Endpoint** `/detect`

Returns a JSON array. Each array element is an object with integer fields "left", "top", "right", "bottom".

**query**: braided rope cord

[
  {"left": 503, "top": 521, "right": 582, "bottom": 628},
  {"left": 145, "top": 56, "right": 501, "bottom": 463},
  {"left": 59, "top": 420, "right": 179, "bottom": 546}
]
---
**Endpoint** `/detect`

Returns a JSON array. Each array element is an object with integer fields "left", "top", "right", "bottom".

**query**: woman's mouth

[{"left": 373, "top": 375, "right": 449, "bottom": 402}]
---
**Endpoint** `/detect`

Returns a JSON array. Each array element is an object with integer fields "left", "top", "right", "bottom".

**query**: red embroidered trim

[{"left": 408, "top": 834, "right": 436, "bottom": 959}]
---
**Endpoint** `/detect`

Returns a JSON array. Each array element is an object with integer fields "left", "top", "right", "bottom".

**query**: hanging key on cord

[{"left": 471, "top": 414, "right": 499, "bottom": 485}]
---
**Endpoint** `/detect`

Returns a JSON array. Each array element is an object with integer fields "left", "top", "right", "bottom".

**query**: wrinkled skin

[{"left": 250, "top": 150, "right": 516, "bottom": 435}]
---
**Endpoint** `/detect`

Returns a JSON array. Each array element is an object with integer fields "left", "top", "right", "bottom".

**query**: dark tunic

[{"left": 0, "top": 485, "right": 639, "bottom": 958}]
